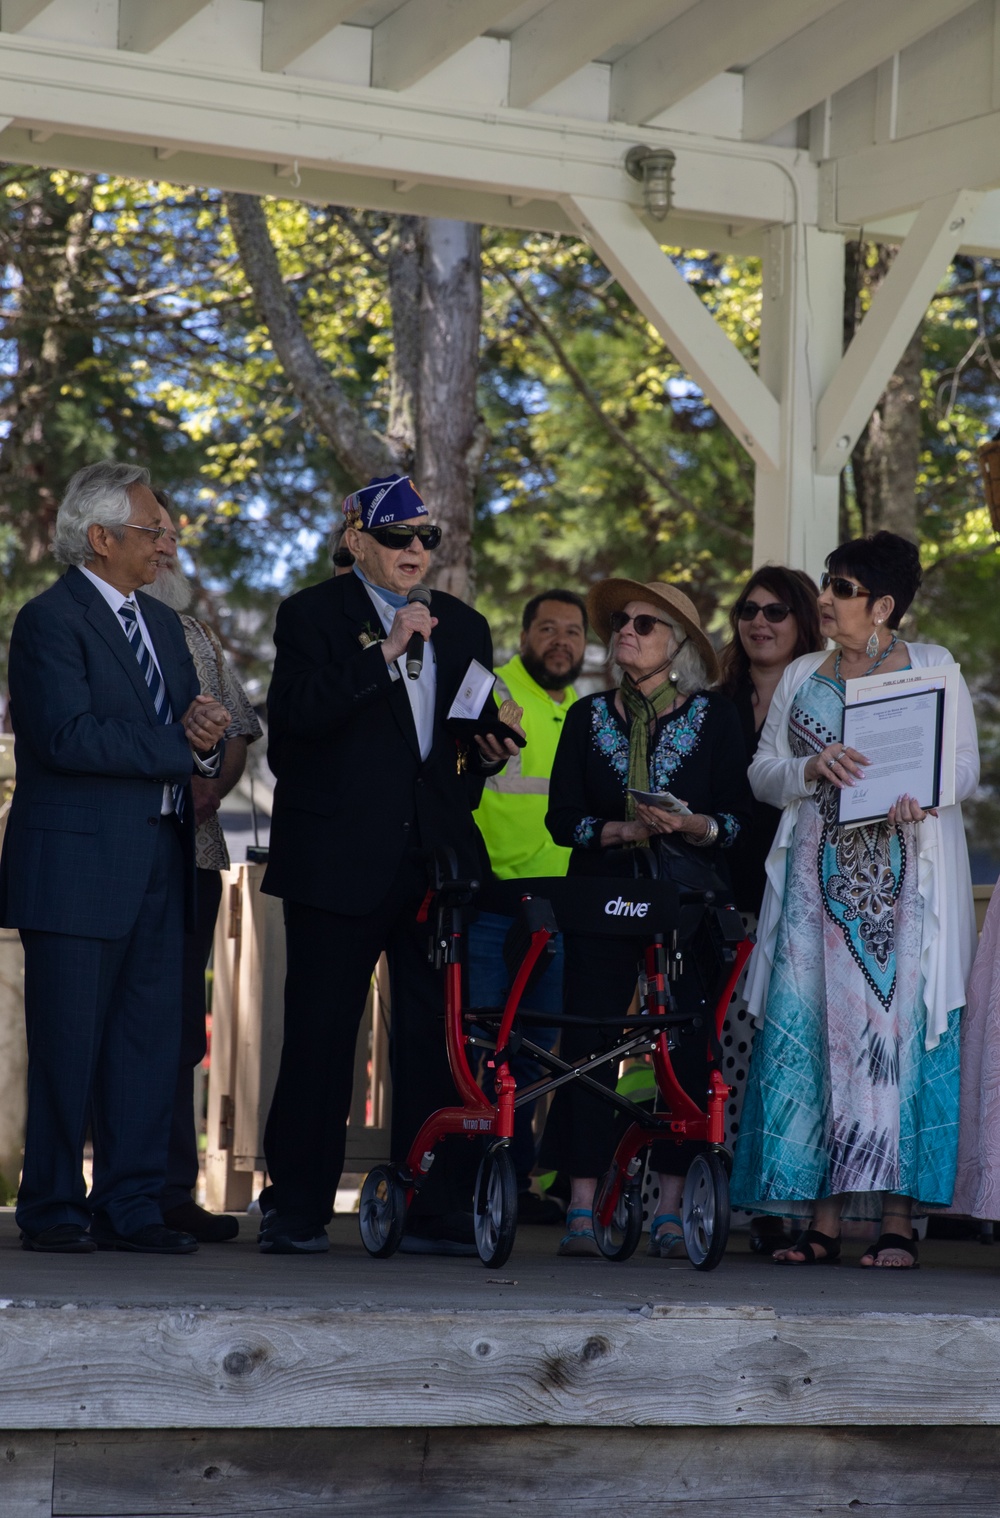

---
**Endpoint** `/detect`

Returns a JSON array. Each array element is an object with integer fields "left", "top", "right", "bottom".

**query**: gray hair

[
  {"left": 662, "top": 616, "right": 712, "bottom": 695},
  {"left": 611, "top": 615, "right": 712, "bottom": 697},
  {"left": 52, "top": 461, "right": 150, "bottom": 567}
]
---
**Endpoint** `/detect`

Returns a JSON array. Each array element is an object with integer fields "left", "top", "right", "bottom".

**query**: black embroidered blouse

[{"left": 545, "top": 687, "right": 752, "bottom": 875}]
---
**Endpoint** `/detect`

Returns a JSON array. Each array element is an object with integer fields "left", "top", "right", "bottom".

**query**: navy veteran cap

[{"left": 343, "top": 474, "right": 427, "bottom": 529}]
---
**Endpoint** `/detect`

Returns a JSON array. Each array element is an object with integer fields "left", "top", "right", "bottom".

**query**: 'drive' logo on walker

[{"left": 604, "top": 896, "right": 650, "bottom": 918}]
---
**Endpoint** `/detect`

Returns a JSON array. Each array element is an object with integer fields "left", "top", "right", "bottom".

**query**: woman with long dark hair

[{"left": 717, "top": 566, "right": 823, "bottom": 1254}]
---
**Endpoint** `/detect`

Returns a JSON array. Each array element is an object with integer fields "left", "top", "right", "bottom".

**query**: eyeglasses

[
  {"left": 363, "top": 524, "right": 442, "bottom": 550},
  {"left": 609, "top": 610, "right": 671, "bottom": 637},
  {"left": 735, "top": 599, "right": 791, "bottom": 624},
  {"left": 124, "top": 523, "right": 166, "bottom": 541},
  {"left": 820, "top": 572, "right": 870, "bottom": 599}
]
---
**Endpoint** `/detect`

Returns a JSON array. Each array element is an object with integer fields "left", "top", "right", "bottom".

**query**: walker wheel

[
  {"left": 682, "top": 1151, "right": 730, "bottom": 1271},
  {"left": 359, "top": 1164, "right": 407, "bottom": 1258},
  {"left": 473, "top": 1143, "right": 518, "bottom": 1268},
  {"left": 593, "top": 1169, "right": 643, "bottom": 1261}
]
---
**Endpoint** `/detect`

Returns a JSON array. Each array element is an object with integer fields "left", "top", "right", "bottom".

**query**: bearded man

[{"left": 144, "top": 491, "right": 263, "bottom": 1242}]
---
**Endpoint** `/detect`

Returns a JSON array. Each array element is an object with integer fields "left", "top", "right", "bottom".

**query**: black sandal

[
  {"left": 773, "top": 1227, "right": 841, "bottom": 1265},
  {"left": 748, "top": 1216, "right": 790, "bottom": 1256},
  {"left": 859, "top": 1231, "right": 919, "bottom": 1269}
]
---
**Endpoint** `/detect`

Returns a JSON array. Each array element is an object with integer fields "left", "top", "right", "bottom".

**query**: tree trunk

[
  {"left": 226, "top": 193, "right": 398, "bottom": 483},
  {"left": 844, "top": 241, "right": 922, "bottom": 543},
  {"left": 227, "top": 199, "right": 487, "bottom": 600},
  {"left": 416, "top": 219, "right": 487, "bottom": 601}
]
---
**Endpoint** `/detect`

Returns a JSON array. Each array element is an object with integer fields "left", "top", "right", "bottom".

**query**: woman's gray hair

[
  {"left": 662, "top": 617, "right": 712, "bottom": 695},
  {"left": 612, "top": 616, "right": 712, "bottom": 696},
  {"left": 52, "top": 461, "right": 151, "bottom": 567}
]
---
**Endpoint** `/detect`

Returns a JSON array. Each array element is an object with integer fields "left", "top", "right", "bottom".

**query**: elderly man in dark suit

[
  {"left": 260, "top": 473, "right": 520, "bottom": 1255},
  {"left": 0, "top": 461, "right": 229, "bottom": 1254}
]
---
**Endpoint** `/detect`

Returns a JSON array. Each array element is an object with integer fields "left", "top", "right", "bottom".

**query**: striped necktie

[{"left": 119, "top": 599, "right": 185, "bottom": 821}]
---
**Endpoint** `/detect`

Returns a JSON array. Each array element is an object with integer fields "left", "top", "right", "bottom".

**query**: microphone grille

[{"left": 406, "top": 583, "right": 432, "bottom": 607}]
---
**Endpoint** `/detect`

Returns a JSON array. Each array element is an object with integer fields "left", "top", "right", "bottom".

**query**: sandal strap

[
  {"left": 788, "top": 1228, "right": 841, "bottom": 1262},
  {"left": 650, "top": 1212, "right": 683, "bottom": 1238},
  {"left": 865, "top": 1231, "right": 918, "bottom": 1262},
  {"left": 565, "top": 1208, "right": 594, "bottom": 1225}
]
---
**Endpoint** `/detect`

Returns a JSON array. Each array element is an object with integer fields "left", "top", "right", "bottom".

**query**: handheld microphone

[{"left": 405, "top": 583, "right": 432, "bottom": 680}]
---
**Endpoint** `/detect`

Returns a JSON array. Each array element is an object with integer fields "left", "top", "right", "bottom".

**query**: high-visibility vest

[{"left": 475, "top": 654, "right": 577, "bottom": 881}]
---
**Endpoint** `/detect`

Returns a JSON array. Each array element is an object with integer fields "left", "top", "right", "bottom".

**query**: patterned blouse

[
  {"left": 546, "top": 688, "right": 752, "bottom": 869},
  {"left": 181, "top": 616, "right": 263, "bottom": 871}
]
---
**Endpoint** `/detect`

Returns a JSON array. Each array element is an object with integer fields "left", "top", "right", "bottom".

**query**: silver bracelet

[{"left": 689, "top": 815, "right": 719, "bottom": 848}]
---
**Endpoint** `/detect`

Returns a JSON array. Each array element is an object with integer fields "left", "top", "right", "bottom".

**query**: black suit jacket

[
  {"left": 0, "top": 566, "right": 199, "bottom": 938},
  {"left": 263, "top": 572, "right": 497, "bottom": 916}
]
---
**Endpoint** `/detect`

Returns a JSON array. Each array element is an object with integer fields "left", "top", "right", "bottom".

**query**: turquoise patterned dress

[{"left": 731, "top": 670, "right": 961, "bottom": 1217}]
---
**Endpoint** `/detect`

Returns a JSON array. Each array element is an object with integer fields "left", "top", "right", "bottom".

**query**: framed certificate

[{"left": 837, "top": 687, "right": 944, "bottom": 827}]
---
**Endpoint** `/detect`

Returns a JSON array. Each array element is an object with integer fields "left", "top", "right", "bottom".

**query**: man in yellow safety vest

[{"left": 471, "top": 590, "right": 588, "bottom": 1221}]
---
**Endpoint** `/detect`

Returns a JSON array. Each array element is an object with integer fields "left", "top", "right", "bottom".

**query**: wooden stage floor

[{"left": 4, "top": 1209, "right": 1000, "bottom": 1514}]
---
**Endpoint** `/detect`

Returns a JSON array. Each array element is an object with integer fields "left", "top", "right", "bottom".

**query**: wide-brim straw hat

[{"left": 587, "top": 578, "right": 720, "bottom": 686}]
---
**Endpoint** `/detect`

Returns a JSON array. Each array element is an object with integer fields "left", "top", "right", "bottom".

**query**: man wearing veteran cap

[{"left": 260, "top": 473, "right": 522, "bottom": 1255}]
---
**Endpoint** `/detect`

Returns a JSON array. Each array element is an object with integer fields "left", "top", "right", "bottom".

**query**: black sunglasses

[
  {"left": 735, "top": 599, "right": 791, "bottom": 624},
  {"left": 820, "top": 572, "right": 870, "bottom": 599},
  {"left": 363, "top": 523, "right": 442, "bottom": 550},
  {"left": 609, "top": 610, "right": 671, "bottom": 637}
]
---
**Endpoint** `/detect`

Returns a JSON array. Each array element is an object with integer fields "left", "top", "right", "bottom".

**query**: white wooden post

[{"left": 752, "top": 222, "right": 845, "bottom": 577}]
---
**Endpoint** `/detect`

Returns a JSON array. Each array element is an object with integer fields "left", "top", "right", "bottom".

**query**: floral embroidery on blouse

[
  {"left": 717, "top": 812, "right": 739, "bottom": 848},
  {"left": 589, "top": 692, "right": 712, "bottom": 791},
  {"left": 573, "top": 815, "right": 601, "bottom": 847}
]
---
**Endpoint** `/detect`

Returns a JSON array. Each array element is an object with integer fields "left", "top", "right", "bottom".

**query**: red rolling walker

[{"left": 358, "top": 859, "right": 752, "bottom": 1272}]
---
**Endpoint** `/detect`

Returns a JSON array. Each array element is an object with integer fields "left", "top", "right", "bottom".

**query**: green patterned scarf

[{"left": 619, "top": 675, "right": 679, "bottom": 820}]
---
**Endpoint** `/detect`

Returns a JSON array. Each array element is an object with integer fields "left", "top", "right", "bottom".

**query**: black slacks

[
  {"left": 537, "top": 930, "right": 708, "bottom": 1180},
  {"left": 263, "top": 851, "right": 476, "bottom": 1227},
  {"left": 161, "top": 866, "right": 223, "bottom": 1212},
  {"left": 17, "top": 817, "right": 184, "bottom": 1237}
]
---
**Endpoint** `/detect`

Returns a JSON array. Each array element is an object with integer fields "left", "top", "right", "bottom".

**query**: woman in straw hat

[{"left": 540, "top": 578, "right": 752, "bottom": 1258}]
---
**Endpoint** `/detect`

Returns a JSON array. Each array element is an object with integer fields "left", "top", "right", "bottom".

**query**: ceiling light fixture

[{"left": 625, "top": 145, "right": 676, "bottom": 222}]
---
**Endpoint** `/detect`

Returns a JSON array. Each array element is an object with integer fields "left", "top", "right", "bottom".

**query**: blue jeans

[{"left": 467, "top": 911, "right": 563, "bottom": 1186}]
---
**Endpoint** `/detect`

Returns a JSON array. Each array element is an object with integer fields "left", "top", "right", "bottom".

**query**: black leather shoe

[
  {"left": 91, "top": 1222, "right": 198, "bottom": 1254},
  {"left": 20, "top": 1224, "right": 98, "bottom": 1254},
  {"left": 163, "top": 1201, "right": 239, "bottom": 1243},
  {"left": 399, "top": 1211, "right": 478, "bottom": 1257}
]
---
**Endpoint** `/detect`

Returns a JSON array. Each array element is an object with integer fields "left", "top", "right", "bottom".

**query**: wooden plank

[
  {"left": 5, "top": 1305, "right": 1000, "bottom": 1430},
  {"left": 0, "top": 1431, "right": 54, "bottom": 1517},
  {"left": 45, "top": 1425, "right": 1000, "bottom": 1515}
]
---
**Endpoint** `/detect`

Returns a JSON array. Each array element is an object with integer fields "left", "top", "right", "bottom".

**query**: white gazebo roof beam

[
  {"left": 0, "top": 33, "right": 795, "bottom": 225},
  {"left": 816, "top": 188, "right": 983, "bottom": 473},
  {"left": 743, "top": 0, "right": 982, "bottom": 144},
  {"left": 609, "top": 0, "right": 843, "bottom": 127},
  {"left": 832, "top": 113, "right": 1000, "bottom": 225},
  {"left": 507, "top": 0, "right": 690, "bottom": 111},
  {"left": 119, "top": 0, "right": 214, "bottom": 54},
  {"left": 0, "top": 0, "right": 56, "bottom": 30},
  {"left": 565, "top": 194, "right": 781, "bottom": 471},
  {"left": 261, "top": 1, "right": 370, "bottom": 75},
  {"left": 371, "top": 0, "right": 526, "bottom": 93}
]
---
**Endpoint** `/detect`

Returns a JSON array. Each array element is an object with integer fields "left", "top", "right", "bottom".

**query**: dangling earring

[{"left": 866, "top": 621, "right": 881, "bottom": 661}]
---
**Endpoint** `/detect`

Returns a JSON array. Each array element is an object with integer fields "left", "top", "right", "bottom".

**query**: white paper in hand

[
  {"left": 628, "top": 787, "right": 692, "bottom": 816},
  {"left": 447, "top": 659, "right": 496, "bottom": 722}
]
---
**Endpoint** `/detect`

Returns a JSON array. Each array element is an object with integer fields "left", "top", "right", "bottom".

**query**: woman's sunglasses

[
  {"left": 609, "top": 610, "right": 670, "bottom": 637},
  {"left": 820, "top": 572, "right": 870, "bottom": 599},
  {"left": 735, "top": 599, "right": 791, "bottom": 624},
  {"left": 363, "top": 523, "right": 442, "bottom": 550}
]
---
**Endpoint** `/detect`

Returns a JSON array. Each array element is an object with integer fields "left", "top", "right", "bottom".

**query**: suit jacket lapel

[
  {"left": 67, "top": 569, "right": 159, "bottom": 722},
  {"left": 341, "top": 572, "right": 421, "bottom": 762}
]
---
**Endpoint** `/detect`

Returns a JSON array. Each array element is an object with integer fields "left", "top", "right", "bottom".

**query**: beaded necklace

[{"left": 833, "top": 633, "right": 898, "bottom": 687}]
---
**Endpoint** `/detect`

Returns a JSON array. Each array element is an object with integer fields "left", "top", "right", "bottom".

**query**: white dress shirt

[{"left": 361, "top": 578, "right": 436, "bottom": 763}]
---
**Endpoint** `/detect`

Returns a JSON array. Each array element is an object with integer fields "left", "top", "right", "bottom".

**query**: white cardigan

[{"left": 746, "top": 643, "right": 980, "bottom": 1050}]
